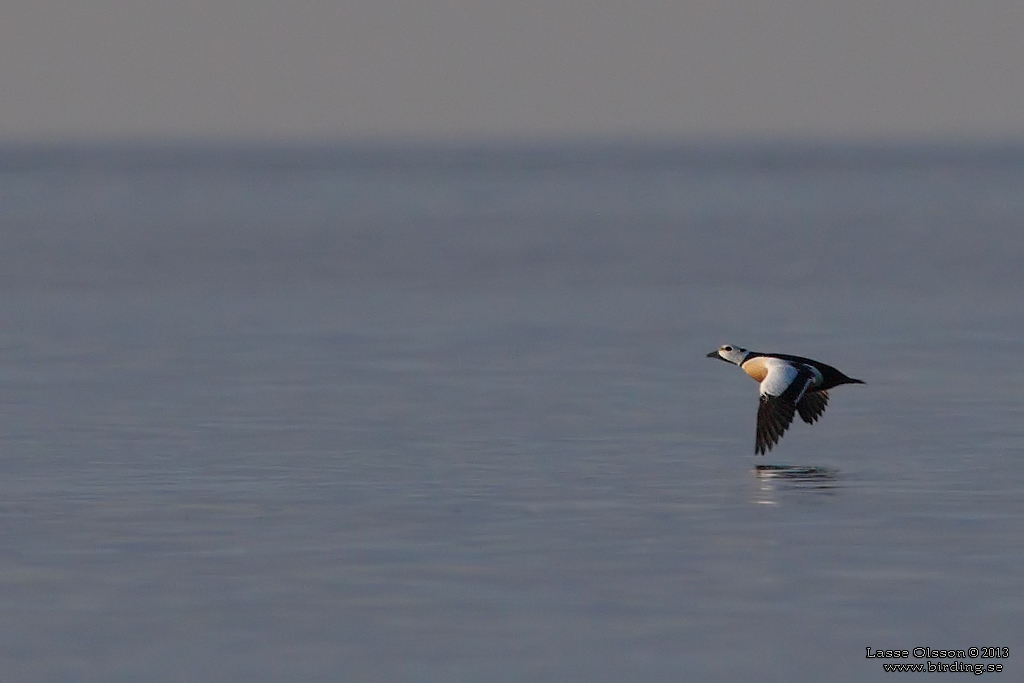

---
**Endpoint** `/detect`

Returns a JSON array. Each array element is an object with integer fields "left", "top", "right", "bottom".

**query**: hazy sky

[{"left": 1, "top": 1, "right": 1023, "bottom": 143}]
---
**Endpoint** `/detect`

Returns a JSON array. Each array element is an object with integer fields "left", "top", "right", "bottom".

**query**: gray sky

[{"left": 1, "top": 1, "right": 1023, "bottom": 143}]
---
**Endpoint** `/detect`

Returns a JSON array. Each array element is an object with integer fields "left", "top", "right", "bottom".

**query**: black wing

[
  {"left": 796, "top": 390, "right": 829, "bottom": 424},
  {"left": 755, "top": 369, "right": 815, "bottom": 455},
  {"left": 756, "top": 394, "right": 797, "bottom": 454}
]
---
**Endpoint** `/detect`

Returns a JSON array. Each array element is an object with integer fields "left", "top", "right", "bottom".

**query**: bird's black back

[{"left": 760, "top": 353, "right": 865, "bottom": 391}]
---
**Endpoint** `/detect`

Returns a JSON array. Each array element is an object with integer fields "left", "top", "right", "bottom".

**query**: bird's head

[{"left": 706, "top": 344, "right": 749, "bottom": 365}]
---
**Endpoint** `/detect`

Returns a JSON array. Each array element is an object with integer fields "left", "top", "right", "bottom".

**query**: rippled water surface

[{"left": 0, "top": 145, "right": 1021, "bottom": 681}]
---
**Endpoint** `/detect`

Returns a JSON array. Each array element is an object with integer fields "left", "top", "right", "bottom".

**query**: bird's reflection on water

[{"left": 751, "top": 464, "right": 840, "bottom": 504}]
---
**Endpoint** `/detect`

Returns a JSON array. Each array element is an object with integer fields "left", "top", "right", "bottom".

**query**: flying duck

[{"left": 707, "top": 345, "right": 864, "bottom": 454}]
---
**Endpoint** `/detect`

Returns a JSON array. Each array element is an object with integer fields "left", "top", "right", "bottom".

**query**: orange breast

[{"left": 741, "top": 356, "right": 769, "bottom": 383}]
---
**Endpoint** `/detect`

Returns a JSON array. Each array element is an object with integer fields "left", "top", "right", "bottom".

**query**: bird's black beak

[{"left": 706, "top": 350, "right": 720, "bottom": 358}]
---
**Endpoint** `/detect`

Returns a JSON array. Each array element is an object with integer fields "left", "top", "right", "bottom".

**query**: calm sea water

[{"left": 0, "top": 145, "right": 1021, "bottom": 681}]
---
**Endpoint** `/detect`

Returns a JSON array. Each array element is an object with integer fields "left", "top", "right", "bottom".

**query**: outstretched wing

[
  {"left": 757, "top": 394, "right": 797, "bottom": 455},
  {"left": 755, "top": 362, "right": 815, "bottom": 455},
  {"left": 796, "top": 390, "right": 829, "bottom": 424}
]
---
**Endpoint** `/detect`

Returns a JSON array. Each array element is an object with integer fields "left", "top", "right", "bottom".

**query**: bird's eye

[{"left": 723, "top": 346, "right": 733, "bottom": 352}]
